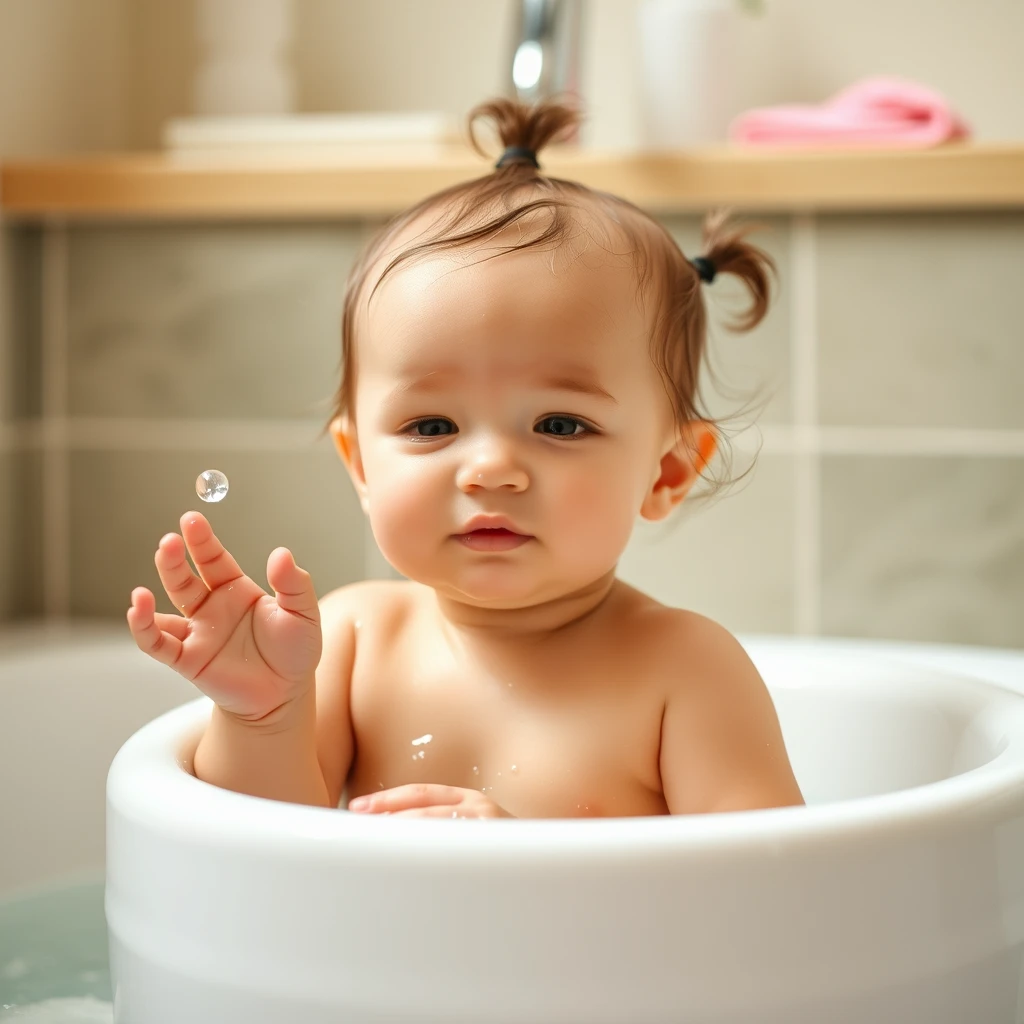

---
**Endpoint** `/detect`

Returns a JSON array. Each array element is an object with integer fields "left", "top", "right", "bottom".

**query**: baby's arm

[
  {"left": 659, "top": 618, "right": 804, "bottom": 815},
  {"left": 192, "top": 590, "right": 357, "bottom": 807}
]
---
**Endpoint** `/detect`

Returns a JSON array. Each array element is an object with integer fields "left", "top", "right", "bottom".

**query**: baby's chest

[{"left": 347, "top": 658, "right": 666, "bottom": 818}]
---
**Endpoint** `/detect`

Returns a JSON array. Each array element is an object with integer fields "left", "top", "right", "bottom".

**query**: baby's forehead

[{"left": 360, "top": 204, "right": 653, "bottom": 332}]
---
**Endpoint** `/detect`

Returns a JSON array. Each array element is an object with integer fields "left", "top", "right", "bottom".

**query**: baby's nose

[{"left": 455, "top": 440, "right": 529, "bottom": 493}]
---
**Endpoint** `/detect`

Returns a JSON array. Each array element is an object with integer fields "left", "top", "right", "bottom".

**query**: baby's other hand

[
  {"left": 126, "top": 511, "right": 322, "bottom": 722},
  {"left": 348, "top": 785, "right": 514, "bottom": 819}
]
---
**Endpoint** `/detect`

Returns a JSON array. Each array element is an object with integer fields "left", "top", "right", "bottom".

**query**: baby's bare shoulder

[
  {"left": 318, "top": 578, "right": 420, "bottom": 635},
  {"left": 613, "top": 585, "right": 758, "bottom": 697}
]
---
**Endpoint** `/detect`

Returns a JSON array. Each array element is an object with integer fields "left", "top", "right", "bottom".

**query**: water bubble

[{"left": 196, "top": 469, "right": 229, "bottom": 503}]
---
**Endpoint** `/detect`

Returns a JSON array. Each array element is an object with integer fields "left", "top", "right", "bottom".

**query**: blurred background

[{"left": 1, "top": 0, "right": 1023, "bottom": 649}]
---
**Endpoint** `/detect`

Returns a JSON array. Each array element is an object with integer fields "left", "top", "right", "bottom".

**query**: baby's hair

[{"left": 330, "top": 96, "right": 776, "bottom": 492}]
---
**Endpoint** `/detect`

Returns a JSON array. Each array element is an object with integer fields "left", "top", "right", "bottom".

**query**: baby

[{"left": 127, "top": 97, "right": 803, "bottom": 819}]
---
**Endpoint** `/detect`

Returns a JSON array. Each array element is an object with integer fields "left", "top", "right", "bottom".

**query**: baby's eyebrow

[
  {"left": 541, "top": 375, "right": 617, "bottom": 403},
  {"left": 385, "top": 369, "right": 617, "bottom": 404}
]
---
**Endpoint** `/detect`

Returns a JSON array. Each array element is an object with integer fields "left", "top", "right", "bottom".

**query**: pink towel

[{"left": 729, "top": 76, "right": 971, "bottom": 148}]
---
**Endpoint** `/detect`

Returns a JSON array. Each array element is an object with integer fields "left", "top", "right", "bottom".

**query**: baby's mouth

[{"left": 456, "top": 527, "right": 532, "bottom": 552}]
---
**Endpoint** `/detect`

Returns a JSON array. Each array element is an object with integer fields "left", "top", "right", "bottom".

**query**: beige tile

[
  {"left": 69, "top": 443, "right": 367, "bottom": 617},
  {"left": 66, "top": 224, "right": 364, "bottom": 420},
  {"left": 0, "top": 451, "right": 12, "bottom": 617},
  {"left": 0, "top": 450, "right": 43, "bottom": 619},
  {"left": 2, "top": 226, "right": 43, "bottom": 421},
  {"left": 818, "top": 212, "right": 1024, "bottom": 429},
  {"left": 821, "top": 456, "right": 1024, "bottom": 648},
  {"left": 660, "top": 214, "right": 792, "bottom": 426},
  {"left": 617, "top": 453, "right": 796, "bottom": 633}
]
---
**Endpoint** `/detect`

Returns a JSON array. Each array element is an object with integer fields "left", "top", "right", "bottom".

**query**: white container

[
  {"left": 193, "top": 0, "right": 295, "bottom": 116},
  {"left": 105, "top": 640, "right": 1024, "bottom": 1024},
  {"left": 637, "top": 0, "right": 740, "bottom": 148}
]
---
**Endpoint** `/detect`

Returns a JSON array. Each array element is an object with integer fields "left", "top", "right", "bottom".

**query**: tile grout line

[
  {"left": 10, "top": 417, "right": 1024, "bottom": 456},
  {"left": 41, "top": 224, "right": 71, "bottom": 619},
  {"left": 791, "top": 214, "right": 821, "bottom": 635}
]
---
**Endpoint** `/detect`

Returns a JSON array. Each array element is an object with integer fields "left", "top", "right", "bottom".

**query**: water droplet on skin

[
  {"left": 452, "top": 811, "right": 458, "bottom": 818},
  {"left": 510, "top": 764, "right": 518, "bottom": 773},
  {"left": 354, "top": 620, "right": 362, "bottom": 630},
  {"left": 196, "top": 469, "right": 229, "bottom": 503},
  {"left": 472, "top": 766, "right": 479, "bottom": 775},
  {"left": 411, "top": 734, "right": 433, "bottom": 746},
  {"left": 496, "top": 771, "right": 502, "bottom": 777},
  {"left": 379, "top": 782, "right": 385, "bottom": 789},
  {"left": 417, "top": 750, "right": 425, "bottom": 759}
]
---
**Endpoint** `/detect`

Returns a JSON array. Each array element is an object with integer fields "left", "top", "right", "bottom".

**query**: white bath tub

[
  {"left": 106, "top": 637, "right": 1024, "bottom": 1024},
  {"left": 3, "top": 626, "right": 1024, "bottom": 1023}
]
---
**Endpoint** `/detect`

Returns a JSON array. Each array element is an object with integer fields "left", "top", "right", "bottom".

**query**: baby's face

[{"left": 343, "top": 239, "right": 682, "bottom": 608}]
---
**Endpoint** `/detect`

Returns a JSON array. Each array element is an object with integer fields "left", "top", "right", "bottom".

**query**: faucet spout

[{"left": 509, "top": 0, "right": 583, "bottom": 120}]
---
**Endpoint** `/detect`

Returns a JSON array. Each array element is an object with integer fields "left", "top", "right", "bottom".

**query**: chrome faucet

[{"left": 509, "top": 0, "right": 583, "bottom": 115}]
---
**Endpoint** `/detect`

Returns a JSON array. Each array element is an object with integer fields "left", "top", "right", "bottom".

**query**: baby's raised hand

[
  {"left": 127, "top": 511, "right": 322, "bottom": 722},
  {"left": 348, "top": 785, "right": 514, "bottom": 819}
]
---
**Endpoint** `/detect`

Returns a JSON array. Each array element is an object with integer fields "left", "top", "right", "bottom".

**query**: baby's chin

[{"left": 410, "top": 566, "right": 568, "bottom": 611}]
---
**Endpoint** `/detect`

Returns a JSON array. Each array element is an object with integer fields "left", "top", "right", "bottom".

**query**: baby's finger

[
  {"left": 153, "top": 611, "right": 190, "bottom": 641},
  {"left": 180, "top": 511, "right": 244, "bottom": 592},
  {"left": 391, "top": 805, "right": 473, "bottom": 819},
  {"left": 266, "top": 547, "right": 320, "bottom": 625},
  {"left": 349, "top": 784, "right": 467, "bottom": 814},
  {"left": 127, "top": 587, "right": 184, "bottom": 667},
  {"left": 155, "top": 532, "right": 208, "bottom": 617}
]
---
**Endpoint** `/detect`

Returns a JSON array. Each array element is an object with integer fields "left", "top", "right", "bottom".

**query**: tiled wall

[{"left": 1, "top": 211, "right": 1022, "bottom": 647}]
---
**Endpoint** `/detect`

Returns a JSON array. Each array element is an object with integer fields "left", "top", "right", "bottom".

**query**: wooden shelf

[{"left": 3, "top": 142, "right": 1024, "bottom": 220}]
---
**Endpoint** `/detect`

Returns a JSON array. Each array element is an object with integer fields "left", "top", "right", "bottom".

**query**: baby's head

[{"left": 330, "top": 98, "right": 775, "bottom": 610}]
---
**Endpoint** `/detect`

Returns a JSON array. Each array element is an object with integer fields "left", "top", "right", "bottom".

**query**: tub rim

[{"left": 107, "top": 645, "right": 1024, "bottom": 864}]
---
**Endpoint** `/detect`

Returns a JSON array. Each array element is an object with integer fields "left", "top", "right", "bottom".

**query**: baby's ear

[
  {"left": 330, "top": 415, "right": 369, "bottom": 512},
  {"left": 639, "top": 423, "right": 717, "bottom": 522}
]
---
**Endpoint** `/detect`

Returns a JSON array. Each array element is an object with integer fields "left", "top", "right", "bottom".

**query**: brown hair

[{"left": 330, "top": 96, "right": 776, "bottom": 487}]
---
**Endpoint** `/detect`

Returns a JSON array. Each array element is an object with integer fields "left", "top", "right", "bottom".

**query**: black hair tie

[
  {"left": 690, "top": 256, "right": 717, "bottom": 284},
  {"left": 496, "top": 146, "right": 540, "bottom": 170}
]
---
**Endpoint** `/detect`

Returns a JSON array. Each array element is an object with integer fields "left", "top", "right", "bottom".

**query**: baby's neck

[{"left": 426, "top": 571, "right": 619, "bottom": 642}]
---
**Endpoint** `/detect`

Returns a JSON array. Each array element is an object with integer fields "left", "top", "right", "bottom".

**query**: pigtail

[
  {"left": 696, "top": 209, "right": 776, "bottom": 333},
  {"left": 468, "top": 97, "right": 581, "bottom": 174}
]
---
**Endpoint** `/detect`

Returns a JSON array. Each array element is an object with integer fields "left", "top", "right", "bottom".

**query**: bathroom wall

[
  {"left": 124, "top": 0, "right": 1024, "bottom": 147},
  {"left": 2, "top": 1, "right": 1023, "bottom": 648},
  {"left": 0, "top": 0, "right": 133, "bottom": 617},
  {"left": 5, "top": 208, "right": 1023, "bottom": 648}
]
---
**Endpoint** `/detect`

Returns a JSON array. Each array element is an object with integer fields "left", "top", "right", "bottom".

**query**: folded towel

[{"left": 729, "top": 76, "right": 971, "bottom": 148}]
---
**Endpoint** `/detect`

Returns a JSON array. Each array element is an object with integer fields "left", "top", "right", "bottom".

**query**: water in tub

[{"left": 0, "top": 879, "right": 111, "bottom": 1020}]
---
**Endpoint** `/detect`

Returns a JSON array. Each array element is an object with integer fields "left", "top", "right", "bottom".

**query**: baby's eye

[
  {"left": 407, "top": 417, "right": 456, "bottom": 439},
  {"left": 535, "top": 415, "right": 590, "bottom": 439}
]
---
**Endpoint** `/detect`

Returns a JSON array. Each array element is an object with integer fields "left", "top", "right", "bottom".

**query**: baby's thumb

[{"left": 266, "top": 547, "right": 320, "bottom": 623}]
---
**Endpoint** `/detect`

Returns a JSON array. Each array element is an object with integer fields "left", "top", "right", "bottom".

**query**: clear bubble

[{"left": 196, "top": 469, "right": 229, "bottom": 503}]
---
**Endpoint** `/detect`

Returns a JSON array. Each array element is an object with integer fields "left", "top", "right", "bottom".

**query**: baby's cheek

[
  {"left": 556, "top": 468, "right": 636, "bottom": 552},
  {"left": 363, "top": 462, "right": 434, "bottom": 560}
]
